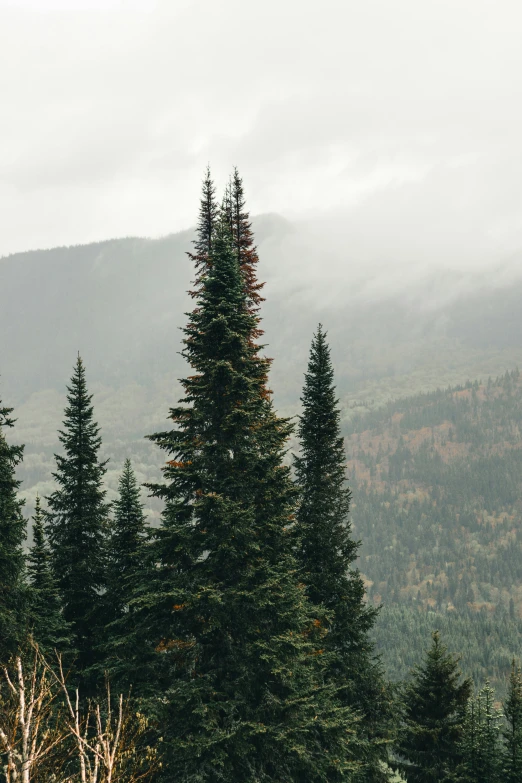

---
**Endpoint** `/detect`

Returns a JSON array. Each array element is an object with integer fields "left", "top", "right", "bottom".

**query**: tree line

[{"left": 0, "top": 169, "right": 521, "bottom": 781}]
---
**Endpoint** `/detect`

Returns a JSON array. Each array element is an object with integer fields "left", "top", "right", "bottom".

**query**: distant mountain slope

[
  {"left": 4, "top": 216, "right": 522, "bottom": 413},
  {"left": 347, "top": 370, "right": 522, "bottom": 687}
]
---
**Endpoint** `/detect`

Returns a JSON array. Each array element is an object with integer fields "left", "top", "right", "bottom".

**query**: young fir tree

[
  {"left": 45, "top": 356, "right": 110, "bottom": 674},
  {"left": 458, "top": 681, "right": 503, "bottom": 783},
  {"left": 397, "top": 631, "right": 471, "bottom": 783},
  {"left": 27, "top": 496, "right": 70, "bottom": 653},
  {"left": 130, "top": 214, "right": 362, "bottom": 782},
  {"left": 0, "top": 398, "right": 26, "bottom": 662},
  {"left": 294, "top": 325, "right": 393, "bottom": 781},
  {"left": 105, "top": 459, "right": 147, "bottom": 620},
  {"left": 503, "top": 662, "right": 522, "bottom": 783}
]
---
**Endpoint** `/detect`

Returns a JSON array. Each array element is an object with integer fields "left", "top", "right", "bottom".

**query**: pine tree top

[
  {"left": 405, "top": 631, "right": 472, "bottom": 721},
  {"left": 109, "top": 458, "right": 146, "bottom": 564},
  {"left": 188, "top": 165, "right": 219, "bottom": 292},
  {"left": 55, "top": 355, "right": 105, "bottom": 467},
  {"left": 229, "top": 167, "right": 264, "bottom": 312},
  {"left": 45, "top": 356, "right": 109, "bottom": 673},
  {"left": 295, "top": 324, "right": 357, "bottom": 593},
  {"left": 27, "top": 496, "right": 52, "bottom": 591}
]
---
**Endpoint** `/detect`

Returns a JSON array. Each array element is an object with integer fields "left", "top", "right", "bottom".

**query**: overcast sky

[{"left": 1, "top": 0, "right": 522, "bottom": 267}]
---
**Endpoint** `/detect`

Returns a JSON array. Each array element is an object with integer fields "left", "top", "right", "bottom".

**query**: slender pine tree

[
  {"left": 397, "top": 631, "right": 471, "bottom": 783},
  {"left": 0, "top": 397, "right": 26, "bottom": 662},
  {"left": 128, "top": 214, "right": 362, "bottom": 782},
  {"left": 503, "top": 661, "right": 522, "bottom": 783},
  {"left": 458, "top": 681, "right": 503, "bottom": 783},
  {"left": 45, "top": 356, "right": 110, "bottom": 674},
  {"left": 27, "top": 496, "right": 70, "bottom": 653},
  {"left": 294, "top": 325, "right": 393, "bottom": 781},
  {"left": 105, "top": 459, "right": 147, "bottom": 620}
]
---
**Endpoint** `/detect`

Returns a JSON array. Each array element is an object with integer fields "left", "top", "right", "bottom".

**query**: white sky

[{"left": 1, "top": 0, "right": 522, "bottom": 265}]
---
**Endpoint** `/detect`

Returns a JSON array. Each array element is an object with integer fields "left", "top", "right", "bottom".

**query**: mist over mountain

[
  {"left": 3, "top": 212, "right": 522, "bottom": 404},
  {"left": 3, "top": 213, "right": 522, "bottom": 521}
]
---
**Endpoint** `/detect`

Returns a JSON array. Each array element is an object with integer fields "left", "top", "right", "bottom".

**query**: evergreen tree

[
  {"left": 188, "top": 165, "right": 219, "bottom": 294},
  {"left": 458, "top": 681, "right": 503, "bottom": 783},
  {"left": 130, "top": 215, "right": 362, "bottom": 781},
  {"left": 27, "top": 496, "right": 70, "bottom": 653},
  {"left": 45, "top": 356, "right": 110, "bottom": 673},
  {"left": 105, "top": 459, "right": 147, "bottom": 620},
  {"left": 229, "top": 167, "right": 264, "bottom": 313},
  {"left": 503, "top": 661, "right": 522, "bottom": 782},
  {"left": 0, "top": 397, "right": 26, "bottom": 662},
  {"left": 294, "top": 325, "right": 393, "bottom": 780},
  {"left": 397, "top": 631, "right": 471, "bottom": 783}
]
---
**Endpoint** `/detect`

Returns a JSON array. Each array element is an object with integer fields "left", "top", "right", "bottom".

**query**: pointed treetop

[
  {"left": 189, "top": 166, "right": 219, "bottom": 292},
  {"left": 229, "top": 167, "right": 264, "bottom": 312},
  {"left": 45, "top": 355, "right": 109, "bottom": 674},
  {"left": 28, "top": 495, "right": 51, "bottom": 589}
]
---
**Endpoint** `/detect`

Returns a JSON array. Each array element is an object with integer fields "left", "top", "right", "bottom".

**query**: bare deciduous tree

[
  {"left": 0, "top": 643, "right": 159, "bottom": 783},
  {"left": 0, "top": 645, "right": 68, "bottom": 782},
  {"left": 54, "top": 657, "right": 159, "bottom": 783}
]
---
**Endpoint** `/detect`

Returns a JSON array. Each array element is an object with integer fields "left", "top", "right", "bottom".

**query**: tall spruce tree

[
  {"left": 27, "top": 496, "right": 70, "bottom": 653},
  {"left": 458, "top": 681, "right": 503, "bottom": 783},
  {"left": 397, "top": 631, "right": 471, "bottom": 783},
  {"left": 105, "top": 459, "right": 147, "bottom": 620},
  {"left": 503, "top": 661, "right": 522, "bottom": 782},
  {"left": 45, "top": 356, "right": 110, "bottom": 673},
  {"left": 294, "top": 325, "right": 393, "bottom": 781},
  {"left": 0, "top": 397, "right": 26, "bottom": 662},
  {"left": 130, "top": 213, "right": 362, "bottom": 782}
]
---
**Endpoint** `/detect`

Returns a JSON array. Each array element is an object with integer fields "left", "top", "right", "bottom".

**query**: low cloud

[{"left": 0, "top": 0, "right": 521, "bottom": 275}]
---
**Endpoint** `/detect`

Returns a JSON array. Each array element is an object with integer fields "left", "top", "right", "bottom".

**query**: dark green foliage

[
  {"left": 106, "top": 458, "right": 147, "bottom": 620},
  {"left": 27, "top": 496, "right": 70, "bottom": 653},
  {"left": 397, "top": 631, "right": 471, "bottom": 782},
  {"left": 133, "top": 216, "right": 361, "bottom": 782},
  {"left": 294, "top": 325, "right": 393, "bottom": 780},
  {"left": 503, "top": 661, "right": 522, "bottom": 782},
  {"left": 0, "top": 398, "right": 26, "bottom": 662},
  {"left": 45, "top": 356, "right": 110, "bottom": 673},
  {"left": 458, "top": 681, "right": 503, "bottom": 783}
]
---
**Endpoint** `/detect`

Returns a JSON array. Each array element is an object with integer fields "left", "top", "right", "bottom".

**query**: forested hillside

[
  {"left": 347, "top": 370, "right": 522, "bottom": 687},
  {"left": 3, "top": 169, "right": 522, "bottom": 780}
]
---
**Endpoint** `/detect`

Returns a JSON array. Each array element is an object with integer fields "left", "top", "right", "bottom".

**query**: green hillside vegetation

[{"left": 346, "top": 370, "right": 522, "bottom": 688}]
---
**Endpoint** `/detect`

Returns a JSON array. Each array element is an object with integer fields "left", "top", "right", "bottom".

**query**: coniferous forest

[{"left": 2, "top": 171, "right": 522, "bottom": 782}]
